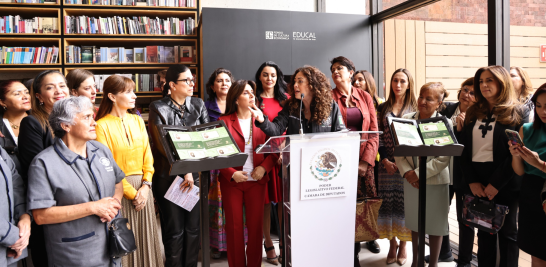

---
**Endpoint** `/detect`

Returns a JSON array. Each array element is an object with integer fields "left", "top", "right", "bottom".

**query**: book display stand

[
  {"left": 155, "top": 120, "right": 248, "bottom": 267},
  {"left": 388, "top": 116, "right": 464, "bottom": 267},
  {"left": 257, "top": 131, "right": 381, "bottom": 267}
]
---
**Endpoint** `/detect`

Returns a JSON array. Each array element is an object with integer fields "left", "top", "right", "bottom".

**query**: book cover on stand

[
  {"left": 134, "top": 47, "right": 144, "bottom": 63},
  {"left": 388, "top": 116, "right": 456, "bottom": 147},
  {"left": 125, "top": 49, "right": 133, "bottom": 63},
  {"left": 165, "top": 46, "right": 174, "bottom": 63},
  {"left": 146, "top": 46, "right": 157, "bottom": 63},
  {"left": 108, "top": 47, "right": 119, "bottom": 63},
  {"left": 179, "top": 46, "right": 191, "bottom": 62},
  {"left": 81, "top": 46, "right": 93, "bottom": 63}
]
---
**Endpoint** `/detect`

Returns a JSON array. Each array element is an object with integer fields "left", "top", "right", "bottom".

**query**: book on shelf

[
  {"left": 66, "top": 0, "right": 196, "bottom": 7},
  {"left": 167, "top": 126, "right": 239, "bottom": 160},
  {"left": 93, "top": 72, "right": 164, "bottom": 92},
  {"left": 389, "top": 117, "right": 455, "bottom": 146},
  {"left": 0, "top": 16, "right": 58, "bottom": 34},
  {"left": 63, "top": 19, "right": 197, "bottom": 35},
  {"left": 1, "top": 46, "right": 58, "bottom": 64},
  {"left": 4, "top": 0, "right": 58, "bottom": 3},
  {"left": 66, "top": 45, "right": 187, "bottom": 64},
  {"left": 179, "top": 46, "right": 195, "bottom": 62},
  {"left": 125, "top": 49, "right": 133, "bottom": 63}
]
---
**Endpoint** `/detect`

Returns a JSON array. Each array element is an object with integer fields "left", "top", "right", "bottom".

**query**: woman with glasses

[{"left": 148, "top": 65, "right": 209, "bottom": 267}]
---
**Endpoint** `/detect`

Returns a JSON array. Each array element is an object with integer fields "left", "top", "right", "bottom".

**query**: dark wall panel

[{"left": 202, "top": 8, "right": 371, "bottom": 99}]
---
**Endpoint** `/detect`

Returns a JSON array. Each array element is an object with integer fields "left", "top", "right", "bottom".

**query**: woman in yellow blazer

[
  {"left": 95, "top": 75, "right": 163, "bottom": 267},
  {"left": 394, "top": 82, "right": 451, "bottom": 267}
]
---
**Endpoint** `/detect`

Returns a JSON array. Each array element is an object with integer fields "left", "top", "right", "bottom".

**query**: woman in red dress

[{"left": 254, "top": 61, "right": 289, "bottom": 265}]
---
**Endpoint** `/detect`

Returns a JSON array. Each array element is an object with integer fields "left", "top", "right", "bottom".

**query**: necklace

[
  {"left": 8, "top": 119, "right": 19, "bottom": 129},
  {"left": 240, "top": 116, "right": 252, "bottom": 145}
]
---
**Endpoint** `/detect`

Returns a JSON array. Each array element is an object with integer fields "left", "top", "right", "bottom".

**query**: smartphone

[{"left": 505, "top": 129, "right": 524, "bottom": 146}]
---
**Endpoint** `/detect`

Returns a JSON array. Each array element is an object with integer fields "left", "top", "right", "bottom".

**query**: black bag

[
  {"left": 460, "top": 194, "right": 509, "bottom": 234},
  {"left": 108, "top": 217, "right": 137, "bottom": 258}
]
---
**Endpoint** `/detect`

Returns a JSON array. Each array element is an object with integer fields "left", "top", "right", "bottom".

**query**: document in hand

[{"left": 164, "top": 175, "right": 200, "bottom": 211}]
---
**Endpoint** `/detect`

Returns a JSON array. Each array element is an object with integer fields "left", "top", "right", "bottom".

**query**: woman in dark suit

[
  {"left": 459, "top": 65, "right": 528, "bottom": 267},
  {"left": 148, "top": 64, "right": 209, "bottom": 267},
  {"left": 218, "top": 80, "right": 278, "bottom": 267}
]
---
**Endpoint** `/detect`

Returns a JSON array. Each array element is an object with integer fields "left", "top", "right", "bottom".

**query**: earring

[
  {"left": 2, "top": 106, "right": 6, "bottom": 110},
  {"left": 39, "top": 102, "right": 44, "bottom": 105}
]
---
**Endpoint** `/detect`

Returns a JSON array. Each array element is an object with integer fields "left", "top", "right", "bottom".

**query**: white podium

[{"left": 257, "top": 131, "right": 381, "bottom": 267}]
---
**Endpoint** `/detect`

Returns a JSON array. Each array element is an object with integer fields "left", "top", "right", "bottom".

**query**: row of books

[
  {"left": 94, "top": 73, "right": 161, "bottom": 92},
  {"left": 0, "top": 0, "right": 57, "bottom": 3},
  {"left": 0, "top": 46, "right": 59, "bottom": 64},
  {"left": 64, "top": 15, "right": 195, "bottom": 35},
  {"left": 63, "top": 0, "right": 195, "bottom": 7},
  {"left": 1, "top": 16, "right": 58, "bottom": 34},
  {"left": 66, "top": 45, "right": 195, "bottom": 63}
]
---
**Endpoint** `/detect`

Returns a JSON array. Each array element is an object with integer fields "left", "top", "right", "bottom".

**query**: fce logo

[{"left": 265, "top": 31, "right": 290, "bottom": 40}]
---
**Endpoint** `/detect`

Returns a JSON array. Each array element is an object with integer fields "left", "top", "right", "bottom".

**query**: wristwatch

[{"left": 142, "top": 181, "right": 152, "bottom": 188}]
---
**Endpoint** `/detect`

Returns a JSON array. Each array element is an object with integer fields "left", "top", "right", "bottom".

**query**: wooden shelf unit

[
  {"left": 2, "top": 0, "right": 201, "bottom": 102},
  {"left": 62, "top": 8, "right": 197, "bottom": 36},
  {"left": 0, "top": 7, "right": 61, "bottom": 35},
  {"left": 63, "top": 38, "right": 197, "bottom": 65},
  {"left": 0, "top": 2, "right": 60, "bottom": 6}
]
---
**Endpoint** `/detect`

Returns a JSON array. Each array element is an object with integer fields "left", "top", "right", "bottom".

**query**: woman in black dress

[
  {"left": 509, "top": 82, "right": 546, "bottom": 267},
  {"left": 459, "top": 65, "right": 528, "bottom": 267}
]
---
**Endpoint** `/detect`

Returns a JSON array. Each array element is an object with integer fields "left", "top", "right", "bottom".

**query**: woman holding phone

[{"left": 509, "top": 82, "right": 546, "bottom": 267}]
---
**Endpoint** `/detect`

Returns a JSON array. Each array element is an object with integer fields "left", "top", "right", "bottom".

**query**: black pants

[
  {"left": 455, "top": 189, "right": 476, "bottom": 265},
  {"left": 154, "top": 173, "right": 201, "bottom": 267},
  {"left": 29, "top": 222, "right": 48, "bottom": 267}
]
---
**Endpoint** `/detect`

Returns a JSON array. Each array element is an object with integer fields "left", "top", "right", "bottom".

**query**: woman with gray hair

[{"left": 27, "top": 96, "right": 125, "bottom": 266}]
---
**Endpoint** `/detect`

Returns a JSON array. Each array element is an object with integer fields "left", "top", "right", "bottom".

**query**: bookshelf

[{"left": 1, "top": 0, "right": 201, "bottom": 112}]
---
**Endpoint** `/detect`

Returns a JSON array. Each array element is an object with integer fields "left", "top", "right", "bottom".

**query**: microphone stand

[{"left": 299, "top": 93, "right": 305, "bottom": 136}]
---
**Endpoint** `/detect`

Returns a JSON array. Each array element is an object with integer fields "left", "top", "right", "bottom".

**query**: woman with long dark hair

[
  {"left": 18, "top": 70, "right": 70, "bottom": 267},
  {"left": 204, "top": 67, "right": 237, "bottom": 259},
  {"left": 254, "top": 61, "right": 288, "bottom": 265},
  {"left": 509, "top": 82, "right": 546, "bottom": 267},
  {"left": 218, "top": 80, "right": 278, "bottom": 267},
  {"left": 95, "top": 75, "right": 163, "bottom": 267},
  {"left": 148, "top": 64, "right": 209, "bottom": 267},
  {"left": 376, "top": 68, "right": 417, "bottom": 265},
  {"left": 460, "top": 65, "right": 528, "bottom": 267}
]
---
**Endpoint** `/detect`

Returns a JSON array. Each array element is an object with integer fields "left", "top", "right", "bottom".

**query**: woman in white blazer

[{"left": 394, "top": 82, "right": 451, "bottom": 267}]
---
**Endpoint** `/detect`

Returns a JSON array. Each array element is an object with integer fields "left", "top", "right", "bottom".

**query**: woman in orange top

[{"left": 95, "top": 75, "right": 163, "bottom": 267}]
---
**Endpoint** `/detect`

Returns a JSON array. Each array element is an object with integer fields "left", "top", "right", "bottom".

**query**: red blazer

[
  {"left": 218, "top": 113, "right": 279, "bottom": 184},
  {"left": 332, "top": 87, "right": 379, "bottom": 166}
]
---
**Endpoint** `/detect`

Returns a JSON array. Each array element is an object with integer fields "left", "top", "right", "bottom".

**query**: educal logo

[
  {"left": 309, "top": 148, "right": 342, "bottom": 181},
  {"left": 265, "top": 31, "right": 290, "bottom": 40},
  {"left": 293, "top": 31, "right": 316, "bottom": 41}
]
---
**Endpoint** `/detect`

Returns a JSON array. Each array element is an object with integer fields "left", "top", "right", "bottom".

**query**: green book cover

[
  {"left": 167, "top": 127, "right": 239, "bottom": 160},
  {"left": 168, "top": 131, "right": 206, "bottom": 160},
  {"left": 392, "top": 121, "right": 423, "bottom": 145},
  {"left": 200, "top": 127, "right": 239, "bottom": 157},
  {"left": 419, "top": 122, "right": 454, "bottom": 145}
]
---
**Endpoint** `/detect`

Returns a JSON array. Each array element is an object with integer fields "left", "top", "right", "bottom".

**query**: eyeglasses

[
  {"left": 177, "top": 78, "right": 195, "bottom": 85},
  {"left": 461, "top": 88, "right": 475, "bottom": 97}
]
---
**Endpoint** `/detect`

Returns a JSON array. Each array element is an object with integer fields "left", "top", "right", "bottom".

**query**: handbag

[
  {"left": 355, "top": 197, "right": 382, "bottom": 242},
  {"left": 67, "top": 162, "right": 137, "bottom": 258},
  {"left": 108, "top": 216, "right": 137, "bottom": 258},
  {"left": 460, "top": 194, "right": 509, "bottom": 234}
]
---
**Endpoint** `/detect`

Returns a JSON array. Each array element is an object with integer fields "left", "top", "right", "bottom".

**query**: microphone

[{"left": 299, "top": 93, "right": 305, "bottom": 135}]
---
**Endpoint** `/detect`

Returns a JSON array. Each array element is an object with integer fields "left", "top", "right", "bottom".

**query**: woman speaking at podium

[
  {"left": 250, "top": 65, "right": 346, "bottom": 135},
  {"left": 218, "top": 80, "right": 278, "bottom": 267}
]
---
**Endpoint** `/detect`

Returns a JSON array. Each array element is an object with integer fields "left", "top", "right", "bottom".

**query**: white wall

[
  {"left": 201, "top": 0, "right": 317, "bottom": 12},
  {"left": 325, "top": 0, "right": 366, "bottom": 15}
]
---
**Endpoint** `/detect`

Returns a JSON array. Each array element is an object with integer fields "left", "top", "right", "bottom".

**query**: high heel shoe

[
  {"left": 386, "top": 245, "right": 398, "bottom": 265},
  {"left": 396, "top": 247, "right": 407, "bottom": 266},
  {"left": 263, "top": 242, "right": 278, "bottom": 266}
]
